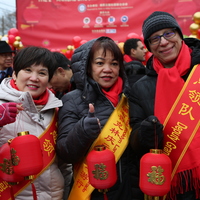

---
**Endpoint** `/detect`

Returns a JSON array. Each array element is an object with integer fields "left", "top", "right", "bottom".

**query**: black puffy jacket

[
  {"left": 56, "top": 38, "right": 142, "bottom": 200},
  {"left": 129, "top": 38, "right": 200, "bottom": 200},
  {"left": 125, "top": 60, "right": 146, "bottom": 87}
]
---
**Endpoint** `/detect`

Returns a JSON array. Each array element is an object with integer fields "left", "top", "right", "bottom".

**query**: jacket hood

[
  {"left": 70, "top": 37, "right": 130, "bottom": 102},
  {"left": 71, "top": 38, "right": 97, "bottom": 90}
]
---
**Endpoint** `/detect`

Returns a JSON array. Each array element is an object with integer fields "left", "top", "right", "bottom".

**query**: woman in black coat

[{"left": 56, "top": 36, "right": 142, "bottom": 200}]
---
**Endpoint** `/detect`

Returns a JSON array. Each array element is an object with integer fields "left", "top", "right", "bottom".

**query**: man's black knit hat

[{"left": 142, "top": 11, "right": 183, "bottom": 51}]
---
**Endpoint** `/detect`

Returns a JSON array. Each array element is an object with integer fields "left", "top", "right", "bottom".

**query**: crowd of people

[{"left": 0, "top": 10, "right": 199, "bottom": 200}]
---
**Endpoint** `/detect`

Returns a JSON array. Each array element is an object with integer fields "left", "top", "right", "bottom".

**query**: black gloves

[
  {"left": 138, "top": 115, "right": 164, "bottom": 149},
  {"left": 83, "top": 110, "right": 101, "bottom": 139}
]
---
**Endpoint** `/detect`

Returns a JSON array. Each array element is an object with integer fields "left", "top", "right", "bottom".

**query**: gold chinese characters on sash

[
  {"left": 68, "top": 94, "right": 132, "bottom": 200},
  {"left": 0, "top": 109, "right": 58, "bottom": 200},
  {"left": 162, "top": 64, "right": 200, "bottom": 199}
]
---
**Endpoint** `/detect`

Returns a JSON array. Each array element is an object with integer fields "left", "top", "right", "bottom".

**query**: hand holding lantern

[{"left": 139, "top": 117, "right": 172, "bottom": 200}]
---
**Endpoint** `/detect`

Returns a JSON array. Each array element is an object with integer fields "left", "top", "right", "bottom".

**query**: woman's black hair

[
  {"left": 87, "top": 36, "right": 124, "bottom": 78},
  {"left": 13, "top": 46, "right": 57, "bottom": 81}
]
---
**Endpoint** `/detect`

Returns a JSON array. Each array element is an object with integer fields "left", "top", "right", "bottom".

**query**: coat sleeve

[
  {"left": 128, "top": 77, "right": 163, "bottom": 157},
  {"left": 56, "top": 92, "right": 97, "bottom": 164}
]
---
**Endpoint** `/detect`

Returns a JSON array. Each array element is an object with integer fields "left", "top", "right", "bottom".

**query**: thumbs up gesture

[{"left": 83, "top": 103, "right": 101, "bottom": 138}]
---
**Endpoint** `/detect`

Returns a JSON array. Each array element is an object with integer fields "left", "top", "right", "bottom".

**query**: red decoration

[
  {"left": 126, "top": 32, "right": 140, "bottom": 40},
  {"left": 140, "top": 149, "right": 171, "bottom": 197},
  {"left": 197, "top": 29, "right": 200, "bottom": 39},
  {"left": 65, "top": 50, "right": 73, "bottom": 59},
  {"left": 23, "top": 1, "right": 42, "bottom": 25},
  {"left": 80, "top": 39, "right": 88, "bottom": 46},
  {"left": 9, "top": 131, "right": 43, "bottom": 178},
  {"left": 0, "top": 142, "right": 24, "bottom": 183},
  {"left": 86, "top": 145, "right": 117, "bottom": 190},
  {"left": 8, "top": 28, "right": 19, "bottom": 38},
  {"left": 72, "top": 36, "right": 82, "bottom": 48},
  {"left": 8, "top": 35, "right": 16, "bottom": 45}
]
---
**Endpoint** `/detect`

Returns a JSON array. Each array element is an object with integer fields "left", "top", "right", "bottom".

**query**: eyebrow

[
  {"left": 94, "top": 56, "right": 105, "bottom": 60},
  {"left": 40, "top": 68, "right": 48, "bottom": 71}
]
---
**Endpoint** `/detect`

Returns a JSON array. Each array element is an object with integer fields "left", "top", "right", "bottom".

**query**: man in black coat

[
  {"left": 123, "top": 38, "right": 146, "bottom": 86},
  {"left": 129, "top": 11, "right": 200, "bottom": 200},
  {"left": 0, "top": 41, "right": 15, "bottom": 83}
]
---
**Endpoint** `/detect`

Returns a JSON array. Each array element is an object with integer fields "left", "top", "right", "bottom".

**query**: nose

[
  {"left": 30, "top": 73, "right": 39, "bottom": 81},
  {"left": 103, "top": 64, "right": 112, "bottom": 72},
  {"left": 159, "top": 36, "right": 169, "bottom": 45}
]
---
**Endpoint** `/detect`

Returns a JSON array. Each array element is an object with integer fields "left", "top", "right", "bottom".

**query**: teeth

[{"left": 28, "top": 85, "right": 37, "bottom": 88}]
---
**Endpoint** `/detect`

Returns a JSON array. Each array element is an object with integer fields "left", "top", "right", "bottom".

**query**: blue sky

[{"left": 0, "top": 0, "right": 16, "bottom": 16}]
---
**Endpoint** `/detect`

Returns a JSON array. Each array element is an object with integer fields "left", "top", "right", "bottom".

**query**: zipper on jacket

[{"left": 39, "top": 113, "right": 44, "bottom": 120}]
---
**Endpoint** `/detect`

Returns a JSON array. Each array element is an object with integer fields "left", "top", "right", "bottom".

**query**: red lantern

[
  {"left": 9, "top": 131, "right": 43, "bottom": 178},
  {"left": 140, "top": 149, "right": 171, "bottom": 198},
  {"left": 86, "top": 145, "right": 117, "bottom": 191},
  {"left": 23, "top": 1, "right": 42, "bottom": 25},
  {"left": 0, "top": 142, "right": 24, "bottom": 183}
]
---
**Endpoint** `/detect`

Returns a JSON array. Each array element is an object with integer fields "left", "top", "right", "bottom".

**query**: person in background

[
  {"left": 48, "top": 51, "right": 73, "bottom": 99},
  {"left": 0, "top": 41, "right": 15, "bottom": 83},
  {"left": 48, "top": 51, "right": 74, "bottom": 199},
  {"left": 129, "top": 11, "right": 200, "bottom": 200},
  {"left": 56, "top": 36, "right": 139, "bottom": 200},
  {"left": 0, "top": 46, "right": 64, "bottom": 199},
  {"left": 123, "top": 38, "right": 146, "bottom": 85}
]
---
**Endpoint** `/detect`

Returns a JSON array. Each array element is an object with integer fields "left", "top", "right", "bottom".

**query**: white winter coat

[{"left": 0, "top": 78, "right": 64, "bottom": 200}]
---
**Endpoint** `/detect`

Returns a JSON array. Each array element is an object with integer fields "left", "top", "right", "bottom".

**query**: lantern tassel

[
  {"left": 103, "top": 192, "right": 108, "bottom": 200},
  {"left": 31, "top": 182, "right": 37, "bottom": 200},
  {"left": 10, "top": 186, "right": 15, "bottom": 200}
]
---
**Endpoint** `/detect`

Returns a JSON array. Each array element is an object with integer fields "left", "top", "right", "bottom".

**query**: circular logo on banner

[
  {"left": 96, "top": 17, "right": 103, "bottom": 24},
  {"left": 78, "top": 4, "right": 86, "bottom": 13},
  {"left": 121, "top": 15, "right": 128, "bottom": 23},
  {"left": 108, "top": 16, "right": 115, "bottom": 23},
  {"left": 83, "top": 17, "right": 90, "bottom": 24}
]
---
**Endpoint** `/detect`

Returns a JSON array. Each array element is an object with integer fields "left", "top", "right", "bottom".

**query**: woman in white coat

[{"left": 0, "top": 46, "right": 64, "bottom": 200}]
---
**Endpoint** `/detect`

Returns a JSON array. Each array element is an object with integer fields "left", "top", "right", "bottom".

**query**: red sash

[
  {"left": 162, "top": 64, "right": 200, "bottom": 198},
  {"left": 0, "top": 110, "right": 58, "bottom": 200}
]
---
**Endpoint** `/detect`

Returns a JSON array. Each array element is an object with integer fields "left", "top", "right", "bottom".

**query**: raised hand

[
  {"left": 83, "top": 103, "right": 101, "bottom": 138},
  {"left": 0, "top": 102, "right": 23, "bottom": 126}
]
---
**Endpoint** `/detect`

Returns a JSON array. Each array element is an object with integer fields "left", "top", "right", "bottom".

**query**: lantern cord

[
  {"left": 10, "top": 186, "right": 15, "bottom": 200},
  {"left": 103, "top": 193, "right": 108, "bottom": 200},
  {"left": 31, "top": 182, "right": 37, "bottom": 200}
]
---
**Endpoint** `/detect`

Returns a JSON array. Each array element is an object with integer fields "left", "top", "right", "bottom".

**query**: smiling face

[
  {"left": 13, "top": 64, "right": 49, "bottom": 99},
  {"left": 91, "top": 48, "right": 120, "bottom": 90},
  {"left": 149, "top": 28, "right": 183, "bottom": 68}
]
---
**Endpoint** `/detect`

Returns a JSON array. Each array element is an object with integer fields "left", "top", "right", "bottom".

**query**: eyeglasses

[
  {"left": 147, "top": 28, "right": 177, "bottom": 45},
  {"left": 0, "top": 53, "right": 13, "bottom": 58}
]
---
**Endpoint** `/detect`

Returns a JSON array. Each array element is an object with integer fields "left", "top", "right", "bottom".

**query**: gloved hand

[
  {"left": 83, "top": 103, "right": 101, "bottom": 138},
  {"left": 0, "top": 103, "right": 19, "bottom": 126},
  {"left": 138, "top": 115, "right": 164, "bottom": 149}
]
